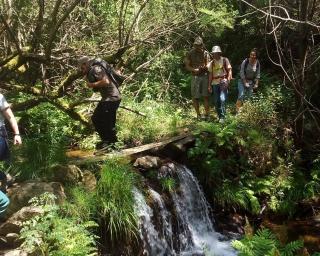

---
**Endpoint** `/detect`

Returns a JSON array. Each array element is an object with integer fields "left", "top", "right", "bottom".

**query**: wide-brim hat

[{"left": 211, "top": 46, "right": 222, "bottom": 53}]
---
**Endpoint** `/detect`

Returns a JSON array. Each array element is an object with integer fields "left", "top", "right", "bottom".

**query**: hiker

[
  {"left": 236, "top": 48, "right": 260, "bottom": 112},
  {"left": 185, "top": 36, "right": 210, "bottom": 120},
  {"left": 78, "top": 56, "right": 121, "bottom": 149},
  {"left": 207, "top": 46, "right": 232, "bottom": 123},
  {"left": 0, "top": 93, "right": 22, "bottom": 217}
]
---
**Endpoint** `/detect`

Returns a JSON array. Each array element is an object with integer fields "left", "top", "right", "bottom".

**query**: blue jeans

[
  {"left": 238, "top": 80, "right": 254, "bottom": 102},
  {"left": 212, "top": 84, "right": 228, "bottom": 120},
  {"left": 0, "top": 133, "right": 10, "bottom": 216},
  {"left": 0, "top": 190, "right": 9, "bottom": 216}
]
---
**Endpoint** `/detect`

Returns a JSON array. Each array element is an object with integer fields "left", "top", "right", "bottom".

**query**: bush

[
  {"left": 20, "top": 193, "right": 98, "bottom": 256},
  {"left": 232, "top": 228, "right": 303, "bottom": 256}
]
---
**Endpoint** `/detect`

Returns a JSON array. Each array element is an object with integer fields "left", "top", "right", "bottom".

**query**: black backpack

[{"left": 90, "top": 58, "right": 125, "bottom": 87}]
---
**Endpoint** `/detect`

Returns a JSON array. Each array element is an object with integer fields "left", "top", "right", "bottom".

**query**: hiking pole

[{"left": 70, "top": 99, "right": 147, "bottom": 117}]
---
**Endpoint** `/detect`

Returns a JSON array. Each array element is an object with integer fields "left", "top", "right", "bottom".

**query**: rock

[
  {"left": 0, "top": 249, "right": 28, "bottom": 256},
  {"left": 50, "top": 164, "right": 83, "bottom": 185},
  {"left": 81, "top": 170, "right": 97, "bottom": 191},
  {"left": 133, "top": 156, "right": 162, "bottom": 169},
  {"left": 0, "top": 206, "right": 43, "bottom": 236},
  {"left": 5, "top": 182, "right": 66, "bottom": 218},
  {"left": 5, "top": 233, "right": 21, "bottom": 248}
]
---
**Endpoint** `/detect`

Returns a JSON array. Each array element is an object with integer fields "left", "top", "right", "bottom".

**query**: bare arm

[
  {"left": 185, "top": 57, "right": 199, "bottom": 74},
  {"left": 2, "top": 107, "right": 22, "bottom": 145},
  {"left": 87, "top": 74, "right": 111, "bottom": 89}
]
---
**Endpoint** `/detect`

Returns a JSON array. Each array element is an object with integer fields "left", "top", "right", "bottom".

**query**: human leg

[
  {"left": 219, "top": 87, "right": 228, "bottom": 120},
  {"left": 100, "top": 101, "right": 120, "bottom": 144},
  {"left": 91, "top": 102, "right": 106, "bottom": 140},
  {"left": 213, "top": 84, "right": 222, "bottom": 119},
  {"left": 200, "top": 75, "right": 210, "bottom": 117},
  {"left": 191, "top": 76, "right": 201, "bottom": 117}
]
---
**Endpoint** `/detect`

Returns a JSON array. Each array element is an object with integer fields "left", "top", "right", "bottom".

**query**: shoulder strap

[{"left": 244, "top": 58, "right": 249, "bottom": 77}]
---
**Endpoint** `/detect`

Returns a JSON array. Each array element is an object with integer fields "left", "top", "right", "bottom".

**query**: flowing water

[{"left": 134, "top": 164, "right": 237, "bottom": 256}]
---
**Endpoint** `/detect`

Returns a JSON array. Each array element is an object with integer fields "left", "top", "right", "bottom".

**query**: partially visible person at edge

[
  {"left": 78, "top": 56, "right": 121, "bottom": 149},
  {"left": 207, "top": 46, "right": 232, "bottom": 123},
  {"left": 0, "top": 93, "right": 22, "bottom": 218},
  {"left": 236, "top": 48, "right": 261, "bottom": 112},
  {"left": 184, "top": 36, "right": 210, "bottom": 120}
]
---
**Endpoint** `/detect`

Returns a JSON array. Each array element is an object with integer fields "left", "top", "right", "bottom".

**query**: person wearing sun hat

[
  {"left": 184, "top": 36, "right": 211, "bottom": 120},
  {"left": 207, "top": 45, "right": 232, "bottom": 123}
]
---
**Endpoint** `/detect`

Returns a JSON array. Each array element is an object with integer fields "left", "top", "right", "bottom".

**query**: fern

[{"left": 232, "top": 228, "right": 303, "bottom": 256}]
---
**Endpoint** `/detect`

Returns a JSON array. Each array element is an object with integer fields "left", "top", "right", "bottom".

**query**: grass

[{"left": 96, "top": 158, "right": 139, "bottom": 241}]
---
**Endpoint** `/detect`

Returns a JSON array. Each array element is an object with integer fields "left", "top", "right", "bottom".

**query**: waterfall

[{"left": 134, "top": 164, "right": 237, "bottom": 256}]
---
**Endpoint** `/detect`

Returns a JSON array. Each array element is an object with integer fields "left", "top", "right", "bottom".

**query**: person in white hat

[
  {"left": 207, "top": 46, "right": 232, "bottom": 123},
  {"left": 184, "top": 37, "right": 210, "bottom": 120}
]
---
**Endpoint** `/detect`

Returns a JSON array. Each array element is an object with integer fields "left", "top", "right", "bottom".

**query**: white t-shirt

[
  {"left": 207, "top": 57, "right": 231, "bottom": 85},
  {"left": 0, "top": 94, "right": 9, "bottom": 126}
]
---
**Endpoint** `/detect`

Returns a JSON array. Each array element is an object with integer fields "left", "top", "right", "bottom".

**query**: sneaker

[{"left": 219, "top": 118, "right": 225, "bottom": 124}]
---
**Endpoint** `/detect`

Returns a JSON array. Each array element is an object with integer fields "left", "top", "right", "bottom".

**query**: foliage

[
  {"left": 117, "top": 96, "right": 191, "bottom": 146},
  {"left": 160, "top": 177, "right": 176, "bottom": 192},
  {"left": 96, "top": 159, "right": 138, "bottom": 241},
  {"left": 63, "top": 186, "right": 97, "bottom": 222},
  {"left": 20, "top": 193, "right": 98, "bottom": 256},
  {"left": 232, "top": 228, "right": 303, "bottom": 256},
  {"left": 10, "top": 103, "right": 81, "bottom": 180}
]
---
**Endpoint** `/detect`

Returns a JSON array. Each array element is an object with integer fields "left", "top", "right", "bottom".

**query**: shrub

[
  {"left": 20, "top": 193, "right": 98, "bottom": 256},
  {"left": 232, "top": 228, "right": 303, "bottom": 256}
]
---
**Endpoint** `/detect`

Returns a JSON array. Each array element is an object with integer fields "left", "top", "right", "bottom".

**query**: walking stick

[{"left": 70, "top": 99, "right": 147, "bottom": 117}]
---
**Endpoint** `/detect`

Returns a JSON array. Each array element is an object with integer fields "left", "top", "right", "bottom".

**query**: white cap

[
  {"left": 211, "top": 46, "right": 222, "bottom": 53},
  {"left": 193, "top": 36, "right": 203, "bottom": 45}
]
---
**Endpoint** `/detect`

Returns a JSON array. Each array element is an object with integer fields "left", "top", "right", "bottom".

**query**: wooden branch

[
  {"left": 57, "top": 71, "right": 82, "bottom": 97},
  {"left": 31, "top": 0, "right": 45, "bottom": 51},
  {"left": 118, "top": 0, "right": 126, "bottom": 46},
  {"left": 239, "top": 0, "right": 320, "bottom": 28},
  {"left": 49, "top": 99, "right": 91, "bottom": 129},
  {"left": 45, "top": 0, "right": 81, "bottom": 59},
  {"left": 124, "top": 0, "right": 150, "bottom": 45},
  {"left": 67, "top": 133, "right": 191, "bottom": 165},
  {"left": 125, "top": 43, "right": 173, "bottom": 82},
  {"left": 0, "top": 82, "right": 42, "bottom": 96},
  {"left": 0, "top": 52, "right": 18, "bottom": 67},
  {"left": 11, "top": 98, "right": 47, "bottom": 112},
  {"left": 0, "top": 14, "right": 22, "bottom": 56}
]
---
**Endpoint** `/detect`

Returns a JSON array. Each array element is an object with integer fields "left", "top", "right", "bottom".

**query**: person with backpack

[
  {"left": 236, "top": 48, "right": 261, "bottom": 112},
  {"left": 78, "top": 56, "right": 122, "bottom": 149},
  {"left": 0, "top": 93, "right": 22, "bottom": 217},
  {"left": 207, "top": 46, "right": 232, "bottom": 123},
  {"left": 184, "top": 36, "right": 211, "bottom": 120}
]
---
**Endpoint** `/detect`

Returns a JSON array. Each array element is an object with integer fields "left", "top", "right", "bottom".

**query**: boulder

[
  {"left": 0, "top": 249, "right": 28, "bottom": 256},
  {"left": 0, "top": 206, "right": 43, "bottom": 236},
  {"left": 133, "top": 156, "right": 162, "bottom": 169},
  {"left": 50, "top": 164, "right": 83, "bottom": 185},
  {"left": 5, "top": 182, "right": 65, "bottom": 218},
  {"left": 81, "top": 170, "right": 97, "bottom": 191}
]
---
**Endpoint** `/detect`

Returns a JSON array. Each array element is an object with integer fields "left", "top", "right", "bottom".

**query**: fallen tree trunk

[{"left": 67, "top": 132, "right": 192, "bottom": 165}]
